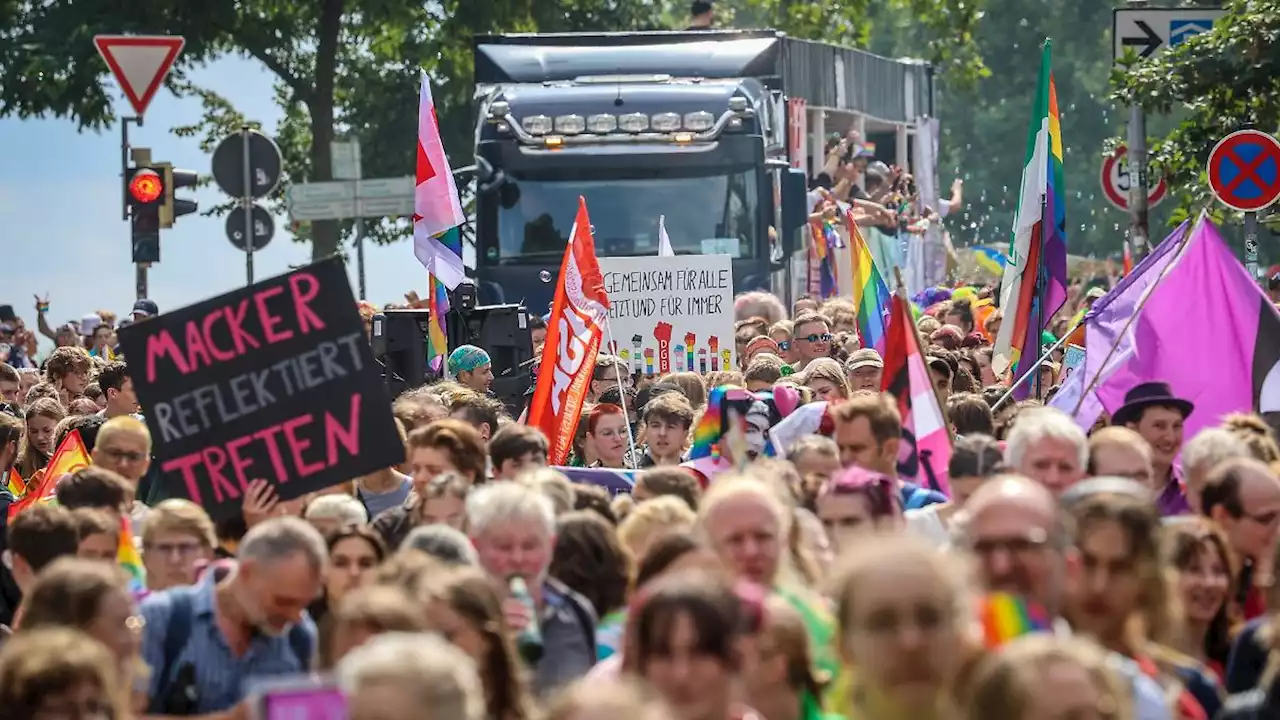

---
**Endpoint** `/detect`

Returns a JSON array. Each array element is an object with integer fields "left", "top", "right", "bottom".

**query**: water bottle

[{"left": 508, "top": 576, "right": 544, "bottom": 664}]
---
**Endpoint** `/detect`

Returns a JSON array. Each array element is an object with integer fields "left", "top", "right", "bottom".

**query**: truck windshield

[{"left": 490, "top": 167, "right": 759, "bottom": 263}]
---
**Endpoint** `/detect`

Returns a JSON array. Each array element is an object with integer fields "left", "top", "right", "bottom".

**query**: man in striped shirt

[{"left": 140, "top": 516, "right": 324, "bottom": 716}]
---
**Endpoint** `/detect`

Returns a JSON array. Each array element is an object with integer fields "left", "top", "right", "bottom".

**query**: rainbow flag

[
  {"left": 846, "top": 214, "right": 892, "bottom": 354},
  {"left": 425, "top": 227, "right": 460, "bottom": 372},
  {"left": 8, "top": 429, "right": 90, "bottom": 519},
  {"left": 6, "top": 468, "right": 23, "bottom": 498},
  {"left": 810, "top": 221, "right": 839, "bottom": 299},
  {"left": 978, "top": 592, "right": 1052, "bottom": 648},
  {"left": 117, "top": 515, "right": 146, "bottom": 592},
  {"left": 993, "top": 40, "right": 1068, "bottom": 399}
]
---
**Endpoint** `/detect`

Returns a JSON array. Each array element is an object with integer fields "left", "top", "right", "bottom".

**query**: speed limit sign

[{"left": 1100, "top": 144, "right": 1167, "bottom": 211}]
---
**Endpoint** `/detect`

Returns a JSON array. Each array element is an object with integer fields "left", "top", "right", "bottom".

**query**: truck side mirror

[{"left": 779, "top": 168, "right": 809, "bottom": 257}]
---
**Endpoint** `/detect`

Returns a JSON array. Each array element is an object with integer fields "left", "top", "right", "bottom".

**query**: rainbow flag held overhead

[
  {"left": 993, "top": 40, "right": 1069, "bottom": 399},
  {"left": 845, "top": 212, "right": 892, "bottom": 354},
  {"left": 118, "top": 515, "right": 146, "bottom": 593},
  {"left": 8, "top": 430, "right": 91, "bottom": 519},
  {"left": 810, "top": 221, "right": 840, "bottom": 299}
]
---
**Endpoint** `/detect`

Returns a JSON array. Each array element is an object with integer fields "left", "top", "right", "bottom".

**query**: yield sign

[
  {"left": 93, "top": 35, "right": 185, "bottom": 117},
  {"left": 1207, "top": 130, "right": 1280, "bottom": 213}
]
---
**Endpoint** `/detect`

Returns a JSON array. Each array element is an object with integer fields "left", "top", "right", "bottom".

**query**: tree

[
  {"left": 0, "top": 0, "right": 987, "bottom": 263},
  {"left": 1111, "top": 0, "right": 1280, "bottom": 229}
]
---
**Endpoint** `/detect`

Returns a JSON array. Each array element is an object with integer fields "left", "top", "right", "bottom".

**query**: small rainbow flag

[
  {"left": 845, "top": 214, "right": 892, "bottom": 354},
  {"left": 978, "top": 592, "right": 1052, "bottom": 648},
  {"left": 118, "top": 515, "right": 146, "bottom": 592},
  {"left": 8, "top": 430, "right": 90, "bottom": 519},
  {"left": 6, "top": 468, "right": 24, "bottom": 498}
]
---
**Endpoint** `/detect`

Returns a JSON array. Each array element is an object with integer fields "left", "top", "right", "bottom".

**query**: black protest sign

[{"left": 117, "top": 258, "right": 403, "bottom": 521}]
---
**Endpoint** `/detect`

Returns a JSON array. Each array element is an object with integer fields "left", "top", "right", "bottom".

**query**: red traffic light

[{"left": 129, "top": 169, "right": 164, "bottom": 204}]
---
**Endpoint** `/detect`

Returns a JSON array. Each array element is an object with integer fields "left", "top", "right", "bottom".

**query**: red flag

[
  {"left": 527, "top": 198, "right": 611, "bottom": 464},
  {"left": 882, "top": 292, "right": 953, "bottom": 495},
  {"left": 1122, "top": 240, "right": 1134, "bottom": 276}
]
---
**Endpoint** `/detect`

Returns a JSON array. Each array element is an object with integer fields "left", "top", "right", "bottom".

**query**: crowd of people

[{"left": 2, "top": 272, "right": 1280, "bottom": 720}]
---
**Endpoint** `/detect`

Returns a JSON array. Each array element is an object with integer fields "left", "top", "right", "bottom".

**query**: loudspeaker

[
  {"left": 371, "top": 310, "right": 431, "bottom": 398},
  {"left": 372, "top": 305, "right": 534, "bottom": 411},
  {"left": 448, "top": 304, "right": 534, "bottom": 415}
]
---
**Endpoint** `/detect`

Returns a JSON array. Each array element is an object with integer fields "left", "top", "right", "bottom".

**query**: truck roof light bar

[{"left": 490, "top": 106, "right": 749, "bottom": 148}]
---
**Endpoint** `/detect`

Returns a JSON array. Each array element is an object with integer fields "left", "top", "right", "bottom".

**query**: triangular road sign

[{"left": 93, "top": 35, "right": 185, "bottom": 117}]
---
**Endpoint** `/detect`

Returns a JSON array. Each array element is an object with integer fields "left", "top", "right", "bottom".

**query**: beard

[{"left": 235, "top": 584, "right": 293, "bottom": 638}]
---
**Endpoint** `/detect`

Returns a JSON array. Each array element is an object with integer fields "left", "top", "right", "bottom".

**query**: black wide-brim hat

[{"left": 1111, "top": 380, "right": 1194, "bottom": 427}]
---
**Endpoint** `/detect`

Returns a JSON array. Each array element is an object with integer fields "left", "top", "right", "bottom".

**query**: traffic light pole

[{"left": 121, "top": 115, "right": 150, "bottom": 299}]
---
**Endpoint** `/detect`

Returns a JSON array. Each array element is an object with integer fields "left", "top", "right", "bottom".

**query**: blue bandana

[{"left": 448, "top": 345, "right": 491, "bottom": 375}]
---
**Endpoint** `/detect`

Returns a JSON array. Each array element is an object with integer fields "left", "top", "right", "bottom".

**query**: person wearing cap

[
  {"left": 130, "top": 299, "right": 159, "bottom": 323},
  {"left": 81, "top": 314, "right": 116, "bottom": 360},
  {"left": 742, "top": 336, "right": 781, "bottom": 366},
  {"left": 844, "top": 349, "right": 883, "bottom": 392},
  {"left": 447, "top": 345, "right": 493, "bottom": 395},
  {"left": 1112, "top": 381, "right": 1194, "bottom": 516}
]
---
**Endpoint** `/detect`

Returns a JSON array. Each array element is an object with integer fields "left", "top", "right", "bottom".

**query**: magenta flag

[{"left": 1085, "top": 215, "right": 1280, "bottom": 439}]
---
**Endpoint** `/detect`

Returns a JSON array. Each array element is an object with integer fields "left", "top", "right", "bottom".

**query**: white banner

[{"left": 598, "top": 255, "right": 737, "bottom": 377}]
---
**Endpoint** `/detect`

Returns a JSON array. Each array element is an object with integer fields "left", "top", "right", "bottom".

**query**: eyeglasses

[
  {"left": 100, "top": 447, "right": 146, "bottom": 463},
  {"left": 970, "top": 529, "right": 1051, "bottom": 558},
  {"left": 777, "top": 340, "right": 791, "bottom": 351},
  {"left": 800, "top": 333, "right": 833, "bottom": 343}
]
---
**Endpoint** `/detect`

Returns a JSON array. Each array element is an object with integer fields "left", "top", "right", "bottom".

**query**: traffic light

[
  {"left": 157, "top": 163, "right": 199, "bottom": 228},
  {"left": 126, "top": 164, "right": 162, "bottom": 264}
]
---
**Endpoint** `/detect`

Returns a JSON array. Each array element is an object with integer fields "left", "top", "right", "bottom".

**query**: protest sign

[
  {"left": 598, "top": 255, "right": 736, "bottom": 375},
  {"left": 117, "top": 258, "right": 403, "bottom": 521}
]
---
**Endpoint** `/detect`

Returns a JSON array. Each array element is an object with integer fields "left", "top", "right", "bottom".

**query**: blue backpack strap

[
  {"left": 147, "top": 588, "right": 195, "bottom": 714},
  {"left": 286, "top": 623, "right": 314, "bottom": 670}
]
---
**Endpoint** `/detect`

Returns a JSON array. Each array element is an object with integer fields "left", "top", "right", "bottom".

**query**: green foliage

[
  {"left": 870, "top": 0, "right": 1174, "bottom": 258},
  {"left": 0, "top": 0, "right": 989, "bottom": 265},
  {"left": 1111, "top": 0, "right": 1280, "bottom": 228}
]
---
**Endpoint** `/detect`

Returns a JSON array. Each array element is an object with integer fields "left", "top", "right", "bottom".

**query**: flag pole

[
  {"left": 1068, "top": 214, "right": 1198, "bottom": 417},
  {"left": 604, "top": 324, "right": 639, "bottom": 467},
  {"left": 991, "top": 327, "right": 1078, "bottom": 412}
]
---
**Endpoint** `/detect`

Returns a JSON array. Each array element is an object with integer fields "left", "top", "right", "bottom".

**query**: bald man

[{"left": 955, "top": 474, "right": 1071, "bottom": 617}]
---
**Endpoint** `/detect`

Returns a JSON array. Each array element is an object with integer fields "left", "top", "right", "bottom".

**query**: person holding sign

[{"left": 449, "top": 345, "right": 494, "bottom": 395}]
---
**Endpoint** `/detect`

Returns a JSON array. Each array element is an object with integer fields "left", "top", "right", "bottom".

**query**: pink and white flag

[{"left": 412, "top": 70, "right": 466, "bottom": 288}]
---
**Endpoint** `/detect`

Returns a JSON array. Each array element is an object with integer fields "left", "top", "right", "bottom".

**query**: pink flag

[
  {"left": 412, "top": 70, "right": 466, "bottom": 288},
  {"left": 883, "top": 291, "right": 952, "bottom": 495}
]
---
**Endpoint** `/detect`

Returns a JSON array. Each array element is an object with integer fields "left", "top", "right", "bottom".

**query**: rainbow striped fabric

[
  {"left": 117, "top": 515, "right": 146, "bottom": 593},
  {"left": 993, "top": 40, "right": 1069, "bottom": 398},
  {"left": 846, "top": 215, "right": 892, "bottom": 354},
  {"left": 5, "top": 468, "right": 23, "bottom": 498},
  {"left": 425, "top": 227, "right": 461, "bottom": 372},
  {"left": 978, "top": 592, "right": 1052, "bottom": 648}
]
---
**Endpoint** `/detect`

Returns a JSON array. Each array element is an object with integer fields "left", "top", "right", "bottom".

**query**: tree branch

[{"left": 240, "top": 42, "right": 313, "bottom": 105}]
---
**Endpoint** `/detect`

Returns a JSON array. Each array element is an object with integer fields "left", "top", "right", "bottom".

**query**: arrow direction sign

[
  {"left": 1112, "top": 9, "right": 1225, "bottom": 65},
  {"left": 93, "top": 35, "right": 185, "bottom": 116}
]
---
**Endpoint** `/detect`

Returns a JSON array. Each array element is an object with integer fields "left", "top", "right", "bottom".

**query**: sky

[{"left": 0, "top": 53, "right": 431, "bottom": 351}]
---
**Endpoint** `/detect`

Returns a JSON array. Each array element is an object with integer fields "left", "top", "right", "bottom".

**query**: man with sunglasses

[{"left": 790, "top": 312, "right": 832, "bottom": 371}]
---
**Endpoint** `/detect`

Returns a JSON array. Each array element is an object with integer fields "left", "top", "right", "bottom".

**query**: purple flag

[
  {"left": 1050, "top": 221, "right": 1190, "bottom": 425},
  {"left": 1057, "top": 215, "right": 1280, "bottom": 440}
]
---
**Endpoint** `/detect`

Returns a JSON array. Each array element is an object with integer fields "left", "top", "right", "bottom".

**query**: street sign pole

[
  {"left": 1207, "top": 130, "right": 1280, "bottom": 278},
  {"left": 1124, "top": 0, "right": 1150, "bottom": 260},
  {"left": 333, "top": 139, "right": 367, "bottom": 299},
  {"left": 1245, "top": 212, "right": 1260, "bottom": 279},
  {"left": 1126, "top": 101, "right": 1150, "bottom": 260},
  {"left": 241, "top": 126, "right": 255, "bottom": 285}
]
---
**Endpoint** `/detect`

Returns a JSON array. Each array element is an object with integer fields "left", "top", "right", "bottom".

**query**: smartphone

[
  {"left": 0, "top": 305, "right": 14, "bottom": 323},
  {"left": 252, "top": 676, "right": 347, "bottom": 720}
]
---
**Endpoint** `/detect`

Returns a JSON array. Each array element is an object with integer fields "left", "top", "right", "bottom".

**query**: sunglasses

[
  {"left": 777, "top": 340, "right": 791, "bottom": 351},
  {"left": 800, "top": 333, "right": 833, "bottom": 343}
]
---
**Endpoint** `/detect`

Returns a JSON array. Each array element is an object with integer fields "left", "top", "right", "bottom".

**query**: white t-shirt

[{"left": 905, "top": 505, "right": 950, "bottom": 547}]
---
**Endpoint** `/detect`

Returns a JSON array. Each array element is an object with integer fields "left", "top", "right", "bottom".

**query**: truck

[{"left": 467, "top": 29, "right": 936, "bottom": 311}]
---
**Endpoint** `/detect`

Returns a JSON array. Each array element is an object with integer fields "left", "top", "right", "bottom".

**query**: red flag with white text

[{"left": 527, "top": 198, "right": 611, "bottom": 464}]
